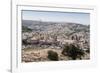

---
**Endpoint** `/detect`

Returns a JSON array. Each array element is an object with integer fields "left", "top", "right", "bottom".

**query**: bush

[
  {"left": 47, "top": 50, "right": 58, "bottom": 61},
  {"left": 62, "top": 44, "right": 85, "bottom": 60}
]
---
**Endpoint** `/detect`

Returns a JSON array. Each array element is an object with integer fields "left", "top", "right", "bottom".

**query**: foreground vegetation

[{"left": 22, "top": 44, "right": 89, "bottom": 62}]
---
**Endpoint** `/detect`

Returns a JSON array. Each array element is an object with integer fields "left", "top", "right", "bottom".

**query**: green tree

[{"left": 62, "top": 44, "right": 85, "bottom": 60}]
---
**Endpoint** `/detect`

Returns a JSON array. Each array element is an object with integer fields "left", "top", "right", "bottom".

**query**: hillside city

[{"left": 22, "top": 20, "right": 90, "bottom": 62}]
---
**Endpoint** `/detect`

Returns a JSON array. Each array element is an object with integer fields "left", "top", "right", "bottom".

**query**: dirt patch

[{"left": 22, "top": 48, "right": 69, "bottom": 62}]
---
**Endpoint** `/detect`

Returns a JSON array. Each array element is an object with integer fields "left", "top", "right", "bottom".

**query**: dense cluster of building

[{"left": 22, "top": 30, "right": 90, "bottom": 51}]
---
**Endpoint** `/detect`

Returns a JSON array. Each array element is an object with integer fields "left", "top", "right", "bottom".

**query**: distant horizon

[
  {"left": 22, "top": 19, "right": 90, "bottom": 25},
  {"left": 22, "top": 10, "right": 90, "bottom": 25}
]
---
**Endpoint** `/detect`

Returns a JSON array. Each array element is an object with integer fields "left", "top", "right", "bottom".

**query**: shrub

[
  {"left": 47, "top": 50, "right": 58, "bottom": 61},
  {"left": 62, "top": 44, "right": 85, "bottom": 60}
]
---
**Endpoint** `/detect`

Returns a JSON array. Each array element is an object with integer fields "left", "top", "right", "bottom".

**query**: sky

[{"left": 22, "top": 10, "right": 90, "bottom": 25}]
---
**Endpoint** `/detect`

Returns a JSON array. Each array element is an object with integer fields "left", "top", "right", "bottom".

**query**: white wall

[{"left": 0, "top": 0, "right": 99, "bottom": 73}]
